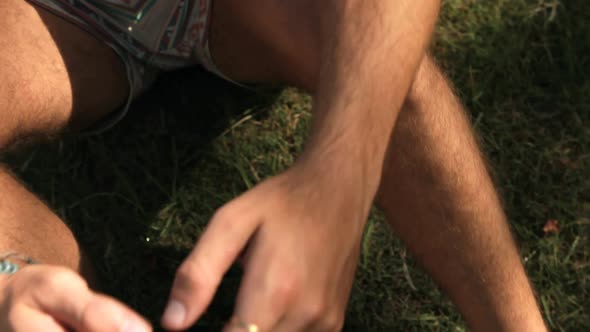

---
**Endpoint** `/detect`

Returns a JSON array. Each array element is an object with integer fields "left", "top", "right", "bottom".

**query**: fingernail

[
  {"left": 162, "top": 299, "right": 186, "bottom": 327},
  {"left": 120, "top": 318, "right": 149, "bottom": 332}
]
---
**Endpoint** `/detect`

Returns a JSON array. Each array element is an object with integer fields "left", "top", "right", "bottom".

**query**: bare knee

[{"left": 0, "top": 72, "right": 72, "bottom": 152}]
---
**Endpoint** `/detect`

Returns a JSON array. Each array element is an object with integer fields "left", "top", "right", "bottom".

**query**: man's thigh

[
  {"left": 0, "top": 0, "right": 128, "bottom": 148},
  {"left": 209, "top": 0, "right": 320, "bottom": 90}
]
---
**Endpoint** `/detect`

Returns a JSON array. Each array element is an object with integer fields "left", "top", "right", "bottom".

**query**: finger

[
  {"left": 162, "top": 202, "right": 259, "bottom": 330},
  {"left": 31, "top": 268, "right": 151, "bottom": 332},
  {"left": 6, "top": 305, "right": 68, "bottom": 332},
  {"left": 223, "top": 244, "right": 295, "bottom": 332}
]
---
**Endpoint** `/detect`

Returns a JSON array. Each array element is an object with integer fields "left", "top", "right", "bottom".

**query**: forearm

[{"left": 301, "top": 0, "right": 440, "bottom": 196}]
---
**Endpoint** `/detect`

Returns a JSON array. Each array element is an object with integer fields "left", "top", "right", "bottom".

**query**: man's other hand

[{"left": 0, "top": 265, "right": 152, "bottom": 332}]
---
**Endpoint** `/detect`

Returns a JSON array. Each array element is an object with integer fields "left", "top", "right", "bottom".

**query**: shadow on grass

[{"left": 7, "top": 68, "right": 278, "bottom": 330}]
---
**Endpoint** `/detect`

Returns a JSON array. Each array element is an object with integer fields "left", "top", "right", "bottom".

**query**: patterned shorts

[{"left": 27, "top": 0, "right": 230, "bottom": 133}]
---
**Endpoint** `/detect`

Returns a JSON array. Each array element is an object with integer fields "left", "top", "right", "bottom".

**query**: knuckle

[
  {"left": 301, "top": 297, "right": 327, "bottom": 323},
  {"left": 211, "top": 206, "right": 236, "bottom": 228},
  {"left": 323, "top": 311, "right": 345, "bottom": 331},
  {"left": 38, "top": 267, "right": 85, "bottom": 293},
  {"left": 272, "top": 274, "right": 299, "bottom": 305},
  {"left": 176, "top": 260, "right": 212, "bottom": 292}
]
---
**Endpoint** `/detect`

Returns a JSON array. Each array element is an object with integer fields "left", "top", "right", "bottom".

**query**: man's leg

[
  {"left": 0, "top": 0, "right": 128, "bottom": 275},
  {"left": 0, "top": 3, "right": 157, "bottom": 330},
  {"left": 375, "top": 57, "right": 546, "bottom": 331},
  {"left": 208, "top": 1, "right": 545, "bottom": 330}
]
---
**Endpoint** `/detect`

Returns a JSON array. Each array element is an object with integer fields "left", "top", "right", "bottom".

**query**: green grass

[{"left": 4, "top": 0, "right": 589, "bottom": 330}]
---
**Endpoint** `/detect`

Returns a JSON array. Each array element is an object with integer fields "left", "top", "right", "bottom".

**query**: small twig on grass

[
  {"left": 401, "top": 248, "right": 417, "bottom": 291},
  {"left": 564, "top": 236, "right": 580, "bottom": 264},
  {"left": 540, "top": 295, "right": 555, "bottom": 328}
]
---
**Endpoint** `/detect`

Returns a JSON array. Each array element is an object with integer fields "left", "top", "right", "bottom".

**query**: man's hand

[
  {"left": 162, "top": 161, "right": 371, "bottom": 331},
  {"left": 0, "top": 265, "right": 151, "bottom": 332},
  {"left": 162, "top": 0, "right": 440, "bottom": 330}
]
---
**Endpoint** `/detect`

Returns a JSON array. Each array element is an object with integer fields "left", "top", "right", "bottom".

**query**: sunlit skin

[{"left": 0, "top": 0, "right": 546, "bottom": 331}]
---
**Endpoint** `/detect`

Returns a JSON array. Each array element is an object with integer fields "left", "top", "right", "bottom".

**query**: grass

[{"left": 4, "top": 0, "right": 589, "bottom": 330}]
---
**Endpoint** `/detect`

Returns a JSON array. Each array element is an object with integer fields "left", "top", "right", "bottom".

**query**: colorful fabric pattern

[{"left": 28, "top": 0, "right": 213, "bottom": 70}]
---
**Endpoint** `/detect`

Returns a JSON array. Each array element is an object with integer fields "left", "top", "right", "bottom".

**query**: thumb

[{"left": 162, "top": 203, "right": 259, "bottom": 330}]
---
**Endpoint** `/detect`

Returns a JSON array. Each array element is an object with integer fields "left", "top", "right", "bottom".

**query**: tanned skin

[{"left": 0, "top": 0, "right": 546, "bottom": 331}]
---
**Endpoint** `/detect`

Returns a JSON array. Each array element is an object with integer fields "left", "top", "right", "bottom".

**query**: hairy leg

[
  {"left": 0, "top": 0, "right": 128, "bottom": 277},
  {"left": 208, "top": 1, "right": 545, "bottom": 330},
  {"left": 375, "top": 57, "right": 546, "bottom": 331}
]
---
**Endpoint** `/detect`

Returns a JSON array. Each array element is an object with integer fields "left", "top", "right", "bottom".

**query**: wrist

[
  {"left": 298, "top": 137, "right": 384, "bottom": 193},
  {"left": 292, "top": 147, "right": 382, "bottom": 216},
  {"left": 0, "top": 252, "right": 39, "bottom": 275},
  {"left": 302, "top": 99, "right": 392, "bottom": 197}
]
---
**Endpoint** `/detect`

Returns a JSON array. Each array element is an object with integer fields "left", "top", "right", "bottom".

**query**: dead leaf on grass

[
  {"left": 558, "top": 157, "right": 579, "bottom": 170},
  {"left": 543, "top": 219, "right": 560, "bottom": 235}
]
